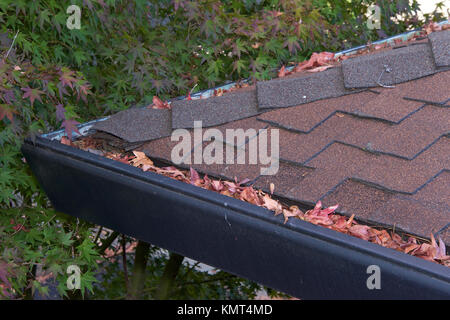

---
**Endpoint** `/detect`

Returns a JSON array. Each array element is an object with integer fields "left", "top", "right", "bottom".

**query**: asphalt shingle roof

[{"left": 93, "top": 30, "right": 450, "bottom": 243}]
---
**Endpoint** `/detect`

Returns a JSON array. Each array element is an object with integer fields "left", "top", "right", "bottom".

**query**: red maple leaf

[
  {"left": 55, "top": 104, "right": 66, "bottom": 121},
  {"left": 278, "top": 65, "right": 287, "bottom": 77},
  {"left": 21, "top": 87, "right": 44, "bottom": 106},
  {"left": 294, "top": 52, "right": 335, "bottom": 73},
  {"left": 190, "top": 167, "right": 201, "bottom": 185},
  {"left": 0, "top": 261, "right": 13, "bottom": 298},
  {"left": 61, "top": 119, "right": 81, "bottom": 140},
  {"left": 0, "top": 104, "right": 17, "bottom": 122},
  {"left": 59, "top": 69, "right": 77, "bottom": 89},
  {"left": 10, "top": 219, "right": 29, "bottom": 233},
  {"left": 151, "top": 96, "right": 170, "bottom": 109}
]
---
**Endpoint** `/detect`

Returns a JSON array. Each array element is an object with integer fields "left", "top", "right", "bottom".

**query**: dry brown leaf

[
  {"left": 282, "top": 209, "right": 299, "bottom": 224},
  {"left": 348, "top": 224, "right": 372, "bottom": 241},
  {"left": 262, "top": 194, "right": 282, "bottom": 215},
  {"left": 306, "top": 65, "right": 333, "bottom": 73},
  {"left": 131, "top": 151, "right": 154, "bottom": 167},
  {"left": 269, "top": 183, "right": 275, "bottom": 195}
]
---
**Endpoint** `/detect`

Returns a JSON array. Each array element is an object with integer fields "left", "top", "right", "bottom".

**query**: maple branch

[
  {"left": 155, "top": 252, "right": 184, "bottom": 300},
  {"left": 23, "top": 264, "right": 37, "bottom": 300},
  {"left": 121, "top": 235, "right": 129, "bottom": 292},
  {"left": 97, "top": 230, "right": 119, "bottom": 254},
  {"left": 127, "top": 241, "right": 150, "bottom": 300}
]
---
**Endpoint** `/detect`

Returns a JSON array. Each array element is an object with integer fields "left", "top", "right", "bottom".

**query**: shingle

[
  {"left": 253, "top": 161, "right": 314, "bottom": 198},
  {"left": 370, "top": 196, "right": 449, "bottom": 241},
  {"left": 189, "top": 141, "right": 234, "bottom": 179},
  {"left": 321, "top": 179, "right": 394, "bottom": 219},
  {"left": 92, "top": 108, "right": 171, "bottom": 143},
  {"left": 428, "top": 29, "right": 450, "bottom": 67},
  {"left": 348, "top": 84, "right": 424, "bottom": 123},
  {"left": 369, "top": 105, "right": 450, "bottom": 159},
  {"left": 412, "top": 171, "right": 450, "bottom": 208},
  {"left": 342, "top": 43, "right": 436, "bottom": 88},
  {"left": 202, "top": 116, "right": 267, "bottom": 148},
  {"left": 355, "top": 137, "right": 449, "bottom": 193},
  {"left": 141, "top": 134, "right": 189, "bottom": 163},
  {"left": 171, "top": 89, "right": 260, "bottom": 129},
  {"left": 257, "top": 91, "right": 378, "bottom": 132},
  {"left": 402, "top": 70, "right": 450, "bottom": 103},
  {"left": 256, "top": 67, "right": 354, "bottom": 109},
  {"left": 286, "top": 168, "right": 348, "bottom": 204},
  {"left": 304, "top": 137, "right": 449, "bottom": 195}
]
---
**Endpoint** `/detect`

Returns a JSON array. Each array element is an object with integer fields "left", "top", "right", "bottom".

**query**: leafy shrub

[{"left": 2, "top": 0, "right": 445, "bottom": 109}]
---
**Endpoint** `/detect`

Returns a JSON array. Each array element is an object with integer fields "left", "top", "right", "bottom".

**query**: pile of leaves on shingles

[{"left": 62, "top": 136, "right": 449, "bottom": 267}]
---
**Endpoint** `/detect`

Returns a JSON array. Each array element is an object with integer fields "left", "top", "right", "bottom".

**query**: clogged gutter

[{"left": 60, "top": 135, "right": 450, "bottom": 267}]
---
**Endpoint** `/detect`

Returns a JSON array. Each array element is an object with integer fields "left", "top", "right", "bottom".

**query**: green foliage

[
  {"left": 2, "top": 0, "right": 444, "bottom": 111},
  {"left": 0, "top": 0, "right": 446, "bottom": 299},
  {"left": 0, "top": 55, "right": 96, "bottom": 299}
]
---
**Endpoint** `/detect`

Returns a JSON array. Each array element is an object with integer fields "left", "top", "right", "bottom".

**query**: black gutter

[{"left": 21, "top": 136, "right": 450, "bottom": 299}]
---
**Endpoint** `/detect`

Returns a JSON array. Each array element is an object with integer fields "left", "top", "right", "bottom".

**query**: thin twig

[
  {"left": 121, "top": 235, "right": 129, "bottom": 292},
  {"left": 3, "top": 30, "right": 19, "bottom": 61}
]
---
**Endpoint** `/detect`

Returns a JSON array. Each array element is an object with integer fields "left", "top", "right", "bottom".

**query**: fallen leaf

[
  {"left": 278, "top": 66, "right": 287, "bottom": 78},
  {"left": 239, "top": 187, "right": 261, "bottom": 205},
  {"left": 294, "top": 52, "right": 334, "bottom": 73},
  {"left": 61, "top": 119, "right": 81, "bottom": 140},
  {"left": 152, "top": 96, "right": 170, "bottom": 109},
  {"left": 349, "top": 224, "right": 371, "bottom": 241},
  {"left": 262, "top": 194, "right": 282, "bottom": 215},
  {"left": 211, "top": 180, "right": 223, "bottom": 192},
  {"left": 306, "top": 65, "right": 333, "bottom": 73},
  {"left": 190, "top": 167, "right": 201, "bottom": 185},
  {"left": 131, "top": 151, "right": 154, "bottom": 167}
]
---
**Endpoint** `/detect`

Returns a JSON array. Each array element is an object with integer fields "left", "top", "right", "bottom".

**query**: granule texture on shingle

[
  {"left": 320, "top": 179, "right": 394, "bottom": 219},
  {"left": 256, "top": 67, "right": 353, "bottom": 109},
  {"left": 171, "top": 89, "right": 259, "bottom": 129},
  {"left": 341, "top": 44, "right": 436, "bottom": 88},
  {"left": 428, "top": 29, "right": 450, "bottom": 67},
  {"left": 370, "top": 196, "right": 449, "bottom": 238},
  {"left": 412, "top": 171, "right": 450, "bottom": 208},
  {"left": 92, "top": 108, "right": 171, "bottom": 143},
  {"left": 257, "top": 91, "right": 378, "bottom": 132}
]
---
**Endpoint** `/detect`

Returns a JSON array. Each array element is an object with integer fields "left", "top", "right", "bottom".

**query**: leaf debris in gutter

[{"left": 61, "top": 135, "right": 450, "bottom": 267}]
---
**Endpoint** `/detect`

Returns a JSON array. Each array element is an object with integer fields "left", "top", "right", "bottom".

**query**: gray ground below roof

[
  {"left": 428, "top": 29, "right": 450, "bottom": 67},
  {"left": 341, "top": 43, "right": 437, "bottom": 88},
  {"left": 171, "top": 89, "right": 260, "bottom": 129},
  {"left": 92, "top": 108, "right": 172, "bottom": 143}
]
